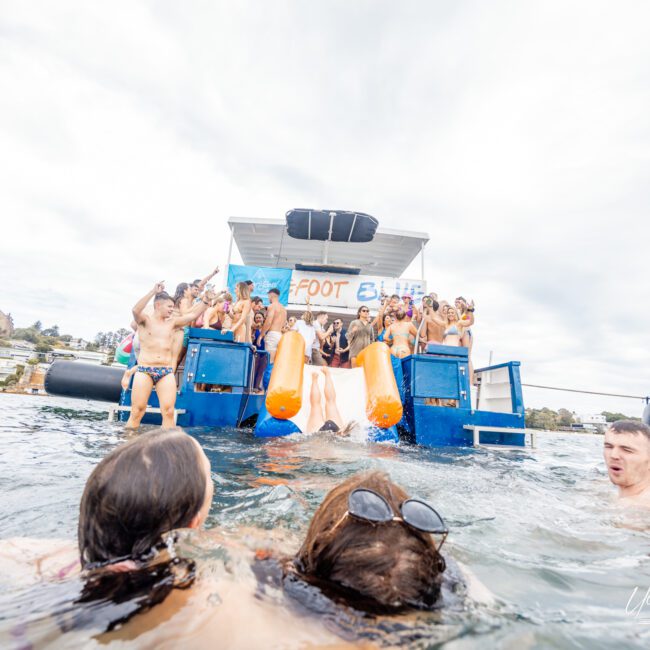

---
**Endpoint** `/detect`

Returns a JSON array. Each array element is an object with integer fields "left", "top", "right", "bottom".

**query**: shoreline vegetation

[{"left": 0, "top": 318, "right": 128, "bottom": 389}]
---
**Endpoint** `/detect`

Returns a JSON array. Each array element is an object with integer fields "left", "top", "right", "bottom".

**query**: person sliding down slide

[{"left": 305, "top": 367, "right": 354, "bottom": 435}]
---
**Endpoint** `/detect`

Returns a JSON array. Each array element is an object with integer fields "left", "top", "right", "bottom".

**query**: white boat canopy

[{"left": 227, "top": 214, "right": 430, "bottom": 279}]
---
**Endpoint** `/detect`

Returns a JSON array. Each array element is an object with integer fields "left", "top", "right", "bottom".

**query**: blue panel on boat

[
  {"left": 408, "top": 356, "right": 462, "bottom": 400},
  {"left": 425, "top": 344, "right": 468, "bottom": 358},
  {"left": 195, "top": 344, "right": 250, "bottom": 386},
  {"left": 188, "top": 327, "right": 234, "bottom": 342}
]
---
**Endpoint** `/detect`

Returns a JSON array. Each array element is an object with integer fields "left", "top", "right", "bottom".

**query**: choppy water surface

[{"left": 1, "top": 393, "right": 649, "bottom": 648}]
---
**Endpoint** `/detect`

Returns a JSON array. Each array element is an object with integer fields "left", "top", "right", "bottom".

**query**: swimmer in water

[
  {"left": 604, "top": 420, "right": 650, "bottom": 505},
  {"left": 284, "top": 471, "right": 451, "bottom": 615},
  {"left": 0, "top": 429, "right": 213, "bottom": 637}
]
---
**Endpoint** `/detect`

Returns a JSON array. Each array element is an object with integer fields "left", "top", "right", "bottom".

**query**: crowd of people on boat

[{"left": 120, "top": 266, "right": 478, "bottom": 428}]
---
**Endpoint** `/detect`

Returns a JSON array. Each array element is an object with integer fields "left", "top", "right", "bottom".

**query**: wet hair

[
  {"left": 173, "top": 283, "right": 190, "bottom": 306},
  {"left": 154, "top": 292, "right": 173, "bottom": 304},
  {"left": 268, "top": 288, "right": 280, "bottom": 296},
  {"left": 76, "top": 429, "right": 208, "bottom": 630},
  {"left": 79, "top": 429, "right": 207, "bottom": 566},
  {"left": 609, "top": 420, "right": 650, "bottom": 440},
  {"left": 291, "top": 471, "right": 445, "bottom": 613},
  {"left": 236, "top": 281, "right": 251, "bottom": 300}
]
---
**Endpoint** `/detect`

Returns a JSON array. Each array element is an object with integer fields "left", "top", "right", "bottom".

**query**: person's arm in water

[
  {"left": 196, "top": 266, "right": 220, "bottom": 292},
  {"left": 132, "top": 282, "right": 163, "bottom": 325}
]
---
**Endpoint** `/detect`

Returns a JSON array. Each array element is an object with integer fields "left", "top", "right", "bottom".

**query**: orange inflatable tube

[
  {"left": 266, "top": 331, "right": 305, "bottom": 419},
  {"left": 356, "top": 342, "right": 403, "bottom": 428}
]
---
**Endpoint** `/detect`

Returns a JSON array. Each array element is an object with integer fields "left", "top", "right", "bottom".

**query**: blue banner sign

[{"left": 227, "top": 265, "right": 292, "bottom": 306}]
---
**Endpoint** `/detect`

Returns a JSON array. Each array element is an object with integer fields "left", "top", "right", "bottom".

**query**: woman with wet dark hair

[
  {"left": 78, "top": 429, "right": 212, "bottom": 570},
  {"left": 284, "top": 471, "right": 448, "bottom": 613}
]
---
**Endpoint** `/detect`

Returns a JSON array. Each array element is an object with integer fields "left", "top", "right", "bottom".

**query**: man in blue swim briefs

[{"left": 126, "top": 282, "right": 213, "bottom": 429}]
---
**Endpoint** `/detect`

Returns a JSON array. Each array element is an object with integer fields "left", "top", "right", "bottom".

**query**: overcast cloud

[{"left": 1, "top": 1, "right": 648, "bottom": 415}]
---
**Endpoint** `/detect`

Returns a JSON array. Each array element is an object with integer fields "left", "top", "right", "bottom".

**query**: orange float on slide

[
  {"left": 356, "top": 342, "right": 403, "bottom": 428},
  {"left": 266, "top": 331, "right": 305, "bottom": 419}
]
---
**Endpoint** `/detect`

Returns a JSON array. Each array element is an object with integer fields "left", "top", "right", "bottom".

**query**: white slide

[{"left": 288, "top": 366, "right": 372, "bottom": 439}]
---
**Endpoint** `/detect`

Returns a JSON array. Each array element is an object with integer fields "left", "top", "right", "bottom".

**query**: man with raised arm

[
  {"left": 258, "top": 288, "right": 287, "bottom": 363},
  {"left": 604, "top": 420, "right": 650, "bottom": 505},
  {"left": 190, "top": 266, "right": 220, "bottom": 299},
  {"left": 126, "top": 281, "right": 212, "bottom": 429}
]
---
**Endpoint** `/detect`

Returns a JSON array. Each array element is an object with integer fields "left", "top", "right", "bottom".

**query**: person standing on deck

[
  {"left": 258, "top": 288, "right": 286, "bottom": 363},
  {"left": 385, "top": 308, "right": 418, "bottom": 359},
  {"left": 190, "top": 266, "right": 220, "bottom": 300},
  {"left": 127, "top": 282, "right": 212, "bottom": 429},
  {"left": 345, "top": 306, "right": 374, "bottom": 367},
  {"left": 420, "top": 298, "right": 446, "bottom": 345},
  {"left": 327, "top": 318, "right": 349, "bottom": 368},
  {"left": 312, "top": 312, "right": 332, "bottom": 367},
  {"left": 604, "top": 420, "right": 650, "bottom": 505}
]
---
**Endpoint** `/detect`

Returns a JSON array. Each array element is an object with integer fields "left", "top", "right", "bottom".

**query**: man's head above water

[{"left": 603, "top": 420, "right": 650, "bottom": 501}]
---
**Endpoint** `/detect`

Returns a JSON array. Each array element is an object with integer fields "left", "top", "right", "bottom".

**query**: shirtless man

[
  {"left": 257, "top": 288, "right": 286, "bottom": 363},
  {"left": 419, "top": 298, "right": 446, "bottom": 346},
  {"left": 126, "top": 282, "right": 212, "bottom": 429},
  {"left": 604, "top": 420, "right": 650, "bottom": 505},
  {"left": 385, "top": 308, "right": 418, "bottom": 359}
]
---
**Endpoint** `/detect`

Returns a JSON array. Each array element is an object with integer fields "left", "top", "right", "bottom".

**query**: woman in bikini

[
  {"left": 171, "top": 283, "right": 195, "bottom": 370},
  {"left": 203, "top": 293, "right": 233, "bottom": 331},
  {"left": 401, "top": 293, "right": 420, "bottom": 324},
  {"left": 442, "top": 306, "right": 465, "bottom": 347},
  {"left": 385, "top": 308, "right": 418, "bottom": 358},
  {"left": 455, "top": 297, "right": 476, "bottom": 382},
  {"left": 376, "top": 312, "right": 394, "bottom": 343},
  {"left": 230, "top": 281, "right": 252, "bottom": 343}
]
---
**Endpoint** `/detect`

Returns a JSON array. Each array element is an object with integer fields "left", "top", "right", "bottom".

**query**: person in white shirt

[
  {"left": 312, "top": 311, "right": 333, "bottom": 366},
  {"left": 292, "top": 311, "right": 316, "bottom": 364}
]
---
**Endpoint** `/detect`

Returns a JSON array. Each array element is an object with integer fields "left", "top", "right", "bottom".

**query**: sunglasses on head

[{"left": 331, "top": 488, "right": 449, "bottom": 551}]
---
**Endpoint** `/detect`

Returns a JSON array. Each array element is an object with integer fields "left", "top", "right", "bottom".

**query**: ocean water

[{"left": 0, "top": 393, "right": 649, "bottom": 648}]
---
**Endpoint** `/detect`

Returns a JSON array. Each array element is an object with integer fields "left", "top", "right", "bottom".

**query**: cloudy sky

[{"left": 1, "top": 1, "right": 648, "bottom": 415}]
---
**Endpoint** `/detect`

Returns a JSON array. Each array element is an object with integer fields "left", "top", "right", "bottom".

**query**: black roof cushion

[{"left": 285, "top": 209, "right": 378, "bottom": 243}]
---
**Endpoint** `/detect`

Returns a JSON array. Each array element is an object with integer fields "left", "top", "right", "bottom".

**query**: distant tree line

[
  {"left": 525, "top": 407, "right": 641, "bottom": 431},
  {"left": 3, "top": 320, "right": 130, "bottom": 357}
]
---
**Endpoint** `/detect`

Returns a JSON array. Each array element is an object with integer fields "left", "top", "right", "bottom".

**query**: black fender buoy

[{"left": 45, "top": 360, "right": 124, "bottom": 403}]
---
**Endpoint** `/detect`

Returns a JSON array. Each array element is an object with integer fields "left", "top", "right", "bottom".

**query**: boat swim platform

[{"left": 117, "top": 328, "right": 531, "bottom": 448}]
